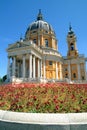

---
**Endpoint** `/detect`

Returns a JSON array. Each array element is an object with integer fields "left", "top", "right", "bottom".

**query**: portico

[{"left": 7, "top": 53, "right": 43, "bottom": 82}]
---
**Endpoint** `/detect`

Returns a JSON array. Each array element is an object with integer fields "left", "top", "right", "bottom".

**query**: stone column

[
  {"left": 68, "top": 63, "right": 71, "bottom": 81},
  {"left": 23, "top": 55, "right": 26, "bottom": 79},
  {"left": 40, "top": 60, "right": 42, "bottom": 78},
  {"left": 29, "top": 54, "right": 32, "bottom": 79},
  {"left": 17, "top": 62, "right": 19, "bottom": 78},
  {"left": 84, "top": 62, "right": 87, "bottom": 80},
  {"left": 13, "top": 56, "right": 16, "bottom": 77},
  {"left": 38, "top": 58, "right": 40, "bottom": 78},
  {"left": 60, "top": 63, "right": 62, "bottom": 80},
  {"left": 57, "top": 62, "right": 59, "bottom": 79},
  {"left": 56, "top": 62, "right": 58, "bottom": 79},
  {"left": 7, "top": 57, "right": 10, "bottom": 80},
  {"left": 43, "top": 60, "right": 46, "bottom": 80},
  {"left": 33, "top": 56, "right": 35, "bottom": 79},
  {"left": 78, "top": 63, "right": 81, "bottom": 81},
  {"left": 20, "top": 61, "right": 22, "bottom": 77}
]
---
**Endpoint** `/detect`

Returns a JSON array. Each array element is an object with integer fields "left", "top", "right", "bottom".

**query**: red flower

[{"left": 55, "top": 105, "right": 59, "bottom": 110}]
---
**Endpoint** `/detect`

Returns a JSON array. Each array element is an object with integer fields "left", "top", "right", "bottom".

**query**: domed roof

[
  {"left": 28, "top": 20, "right": 54, "bottom": 32},
  {"left": 25, "top": 10, "right": 55, "bottom": 35}
]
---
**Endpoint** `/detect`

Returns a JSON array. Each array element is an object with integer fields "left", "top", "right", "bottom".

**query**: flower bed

[{"left": 0, "top": 83, "right": 87, "bottom": 113}]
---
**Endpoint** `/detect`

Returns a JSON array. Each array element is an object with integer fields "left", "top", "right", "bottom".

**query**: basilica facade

[{"left": 7, "top": 10, "right": 87, "bottom": 83}]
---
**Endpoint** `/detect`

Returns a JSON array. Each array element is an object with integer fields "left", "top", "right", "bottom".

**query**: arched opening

[
  {"left": 65, "top": 74, "right": 68, "bottom": 78},
  {"left": 70, "top": 43, "right": 74, "bottom": 51},
  {"left": 73, "top": 73, "right": 76, "bottom": 78},
  {"left": 82, "top": 76, "right": 84, "bottom": 80},
  {"left": 33, "top": 39, "right": 36, "bottom": 44}
]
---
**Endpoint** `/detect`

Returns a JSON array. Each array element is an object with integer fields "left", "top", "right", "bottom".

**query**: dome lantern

[
  {"left": 68, "top": 24, "right": 74, "bottom": 35},
  {"left": 37, "top": 9, "right": 43, "bottom": 21}
]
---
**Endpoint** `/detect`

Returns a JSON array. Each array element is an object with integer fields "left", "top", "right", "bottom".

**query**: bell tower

[{"left": 67, "top": 25, "right": 79, "bottom": 58}]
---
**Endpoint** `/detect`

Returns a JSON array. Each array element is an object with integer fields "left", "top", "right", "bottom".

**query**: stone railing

[
  {"left": 10, "top": 77, "right": 48, "bottom": 83},
  {"left": 43, "top": 50, "right": 61, "bottom": 57}
]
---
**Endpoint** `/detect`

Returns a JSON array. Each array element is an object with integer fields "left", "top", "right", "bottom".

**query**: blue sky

[{"left": 0, "top": 0, "right": 87, "bottom": 77}]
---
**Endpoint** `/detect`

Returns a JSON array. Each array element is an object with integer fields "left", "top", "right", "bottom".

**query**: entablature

[{"left": 63, "top": 56, "right": 86, "bottom": 64}]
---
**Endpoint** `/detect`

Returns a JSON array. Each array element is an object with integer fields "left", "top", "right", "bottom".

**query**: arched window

[
  {"left": 82, "top": 76, "right": 84, "bottom": 80},
  {"left": 45, "top": 39, "right": 48, "bottom": 47},
  {"left": 65, "top": 74, "right": 68, "bottom": 78},
  {"left": 33, "top": 39, "right": 36, "bottom": 44},
  {"left": 70, "top": 43, "right": 74, "bottom": 51},
  {"left": 73, "top": 73, "right": 76, "bottom": 78}
]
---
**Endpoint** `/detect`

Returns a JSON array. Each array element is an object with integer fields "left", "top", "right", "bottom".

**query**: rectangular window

[
  {"left": 49, "top": 61, "right": 52, "bottom": 65},
  {"left": 45, "top": 39, "right": 48, "bottom": 47}
]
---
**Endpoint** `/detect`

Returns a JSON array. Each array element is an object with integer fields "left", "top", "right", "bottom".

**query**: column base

[{"left": 11, "top": 76, "right": 16, "bottom": 82}]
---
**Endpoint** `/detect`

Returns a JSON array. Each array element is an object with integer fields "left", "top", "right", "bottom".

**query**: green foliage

[
  {"left": 0, "top": 77, "right": 2, "bottom": 84},
  {"left": 2, "top": 75, "right": 7, "bottom": 82}
]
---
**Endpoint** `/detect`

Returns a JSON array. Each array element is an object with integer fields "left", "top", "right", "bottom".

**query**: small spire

[
  {"left": 20, "top": 34, "right": 23, "bottom": 42},
  {"left": 37, "top": 9, "right": 43, "bottom": 21},
  {"left": 69, "top": 23, "right": 72, "bottom": 32},
  {"left": 39, "top": 9, "right": 41, "bottom": 14},
  {"left": 68, "top": 23, "right": 75, "bottom": 35}
]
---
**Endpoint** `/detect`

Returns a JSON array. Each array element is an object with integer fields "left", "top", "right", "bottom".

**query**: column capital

[{"left": 33, "top": 55, "right": 35, "bottom": 58}]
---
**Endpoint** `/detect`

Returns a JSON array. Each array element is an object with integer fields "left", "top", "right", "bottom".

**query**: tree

[
  {"left": 0, "top": 77, "right": 2, "bottom": 84},
  {"left": 2, "top": 75, "right": 7, "bottom": 82}
]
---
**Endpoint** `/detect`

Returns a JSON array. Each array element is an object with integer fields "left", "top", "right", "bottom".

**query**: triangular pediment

[
  {"left": 7, "top": 40, "right": 42, "bottom": 55},
  {"left": 7, "top": 41, "right": 32, "bottom": 50}
]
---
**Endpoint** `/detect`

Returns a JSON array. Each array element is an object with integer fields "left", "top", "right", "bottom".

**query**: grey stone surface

[
  {"left": 0, "top": 110, "right": 87, "bottom": 130},
  {"left": 0, "top": 121, "right": 87, "bottom": 130}
]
